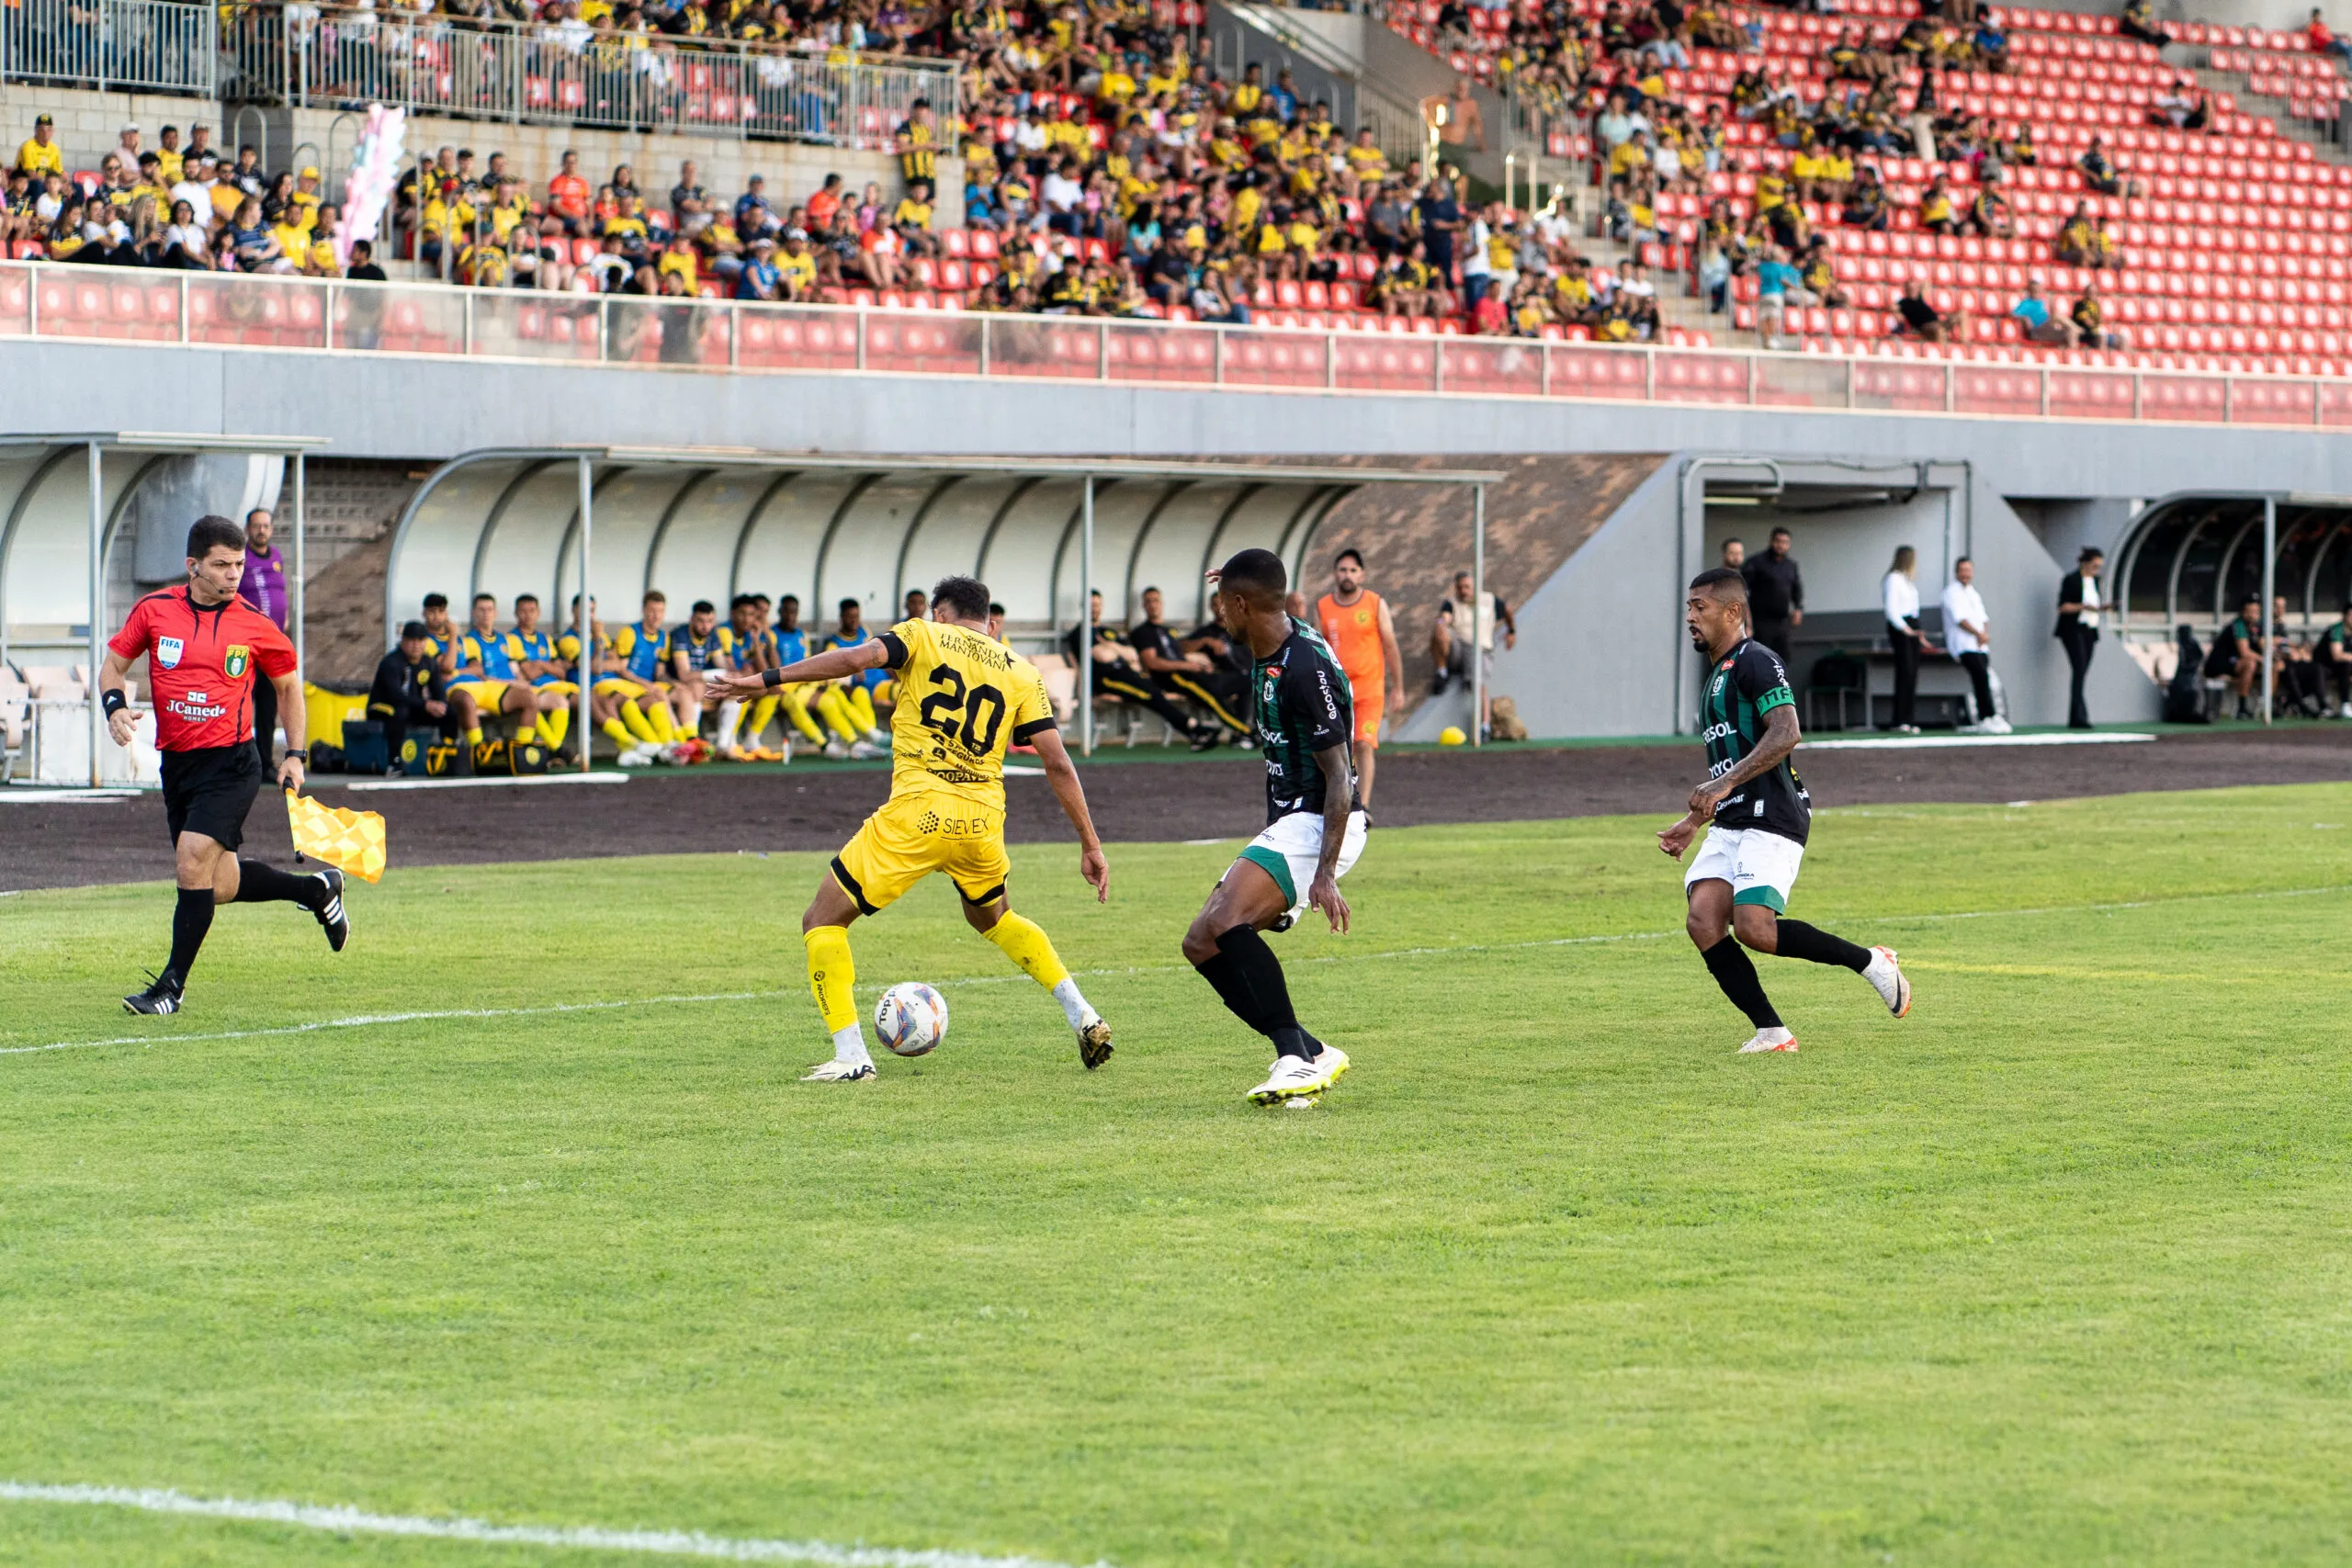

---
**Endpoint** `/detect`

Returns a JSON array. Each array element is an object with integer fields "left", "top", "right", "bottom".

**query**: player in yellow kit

[{"left": 704, "top": 575, "right": 1114, "bottom": 1081}]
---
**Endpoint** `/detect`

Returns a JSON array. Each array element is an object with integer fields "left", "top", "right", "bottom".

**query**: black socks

[
  {"left": 1773, "top": 919, "right": 1871, "bottom": 973},
  {"left": 1196, "top": 924, "right": 1318, "bottom": 1059},
  {"left": 1702, "top": 937, "right": 1781, "bottom": 1029},
  {"left": 167, "top": 886, "right": 214, "bottom": 980},
  {"left": 233, "top": 858, "right": 322, "bottom": 908}
]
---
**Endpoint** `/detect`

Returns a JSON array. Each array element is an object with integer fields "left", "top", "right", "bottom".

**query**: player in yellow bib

[{"left": 705, "top": 576, "right": 1114, "bottom": 1081}]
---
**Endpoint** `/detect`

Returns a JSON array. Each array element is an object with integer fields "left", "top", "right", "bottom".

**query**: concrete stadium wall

[{"left": 6, "top": 334, "right": 2333, "bottom": 729}]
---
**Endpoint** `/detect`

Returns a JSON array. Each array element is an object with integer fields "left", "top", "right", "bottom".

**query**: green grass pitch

[{"left": 3, "top": 784, "right": 2351, "bottom": 1565}]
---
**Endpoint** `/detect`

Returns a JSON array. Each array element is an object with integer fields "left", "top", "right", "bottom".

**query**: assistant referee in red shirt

[{"left": 100, "top": 514, "right": 349, "bottom": 1015}]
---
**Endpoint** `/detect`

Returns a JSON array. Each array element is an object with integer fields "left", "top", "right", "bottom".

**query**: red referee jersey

[{"left": 108, "top": 587, "right": 297, "bottom": 751}]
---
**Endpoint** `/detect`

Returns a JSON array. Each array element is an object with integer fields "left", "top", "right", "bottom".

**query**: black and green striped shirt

[
  {"left": 1701, "top": 637, "right": 1810, "bottom": 843},
  {"left": 1253, "top": 619, "right": 1358, "bottom": 824}
]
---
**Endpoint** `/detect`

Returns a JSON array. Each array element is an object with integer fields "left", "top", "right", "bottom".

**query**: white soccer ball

[{"left": 875, "top": 982, "right": 950, "bottom": 1057}]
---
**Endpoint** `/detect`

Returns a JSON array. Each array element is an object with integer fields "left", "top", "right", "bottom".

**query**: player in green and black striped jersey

[
  {"left": 1181, "top": 548, "right": 1365, "bottom": 1107},
  {"left": 1658, "top": 568, "right": 1912, "bottom": 1055}
]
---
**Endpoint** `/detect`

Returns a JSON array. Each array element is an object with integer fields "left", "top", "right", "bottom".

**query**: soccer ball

[{"left": 875, "top": 982, "right": 949, "bottom": 1057}]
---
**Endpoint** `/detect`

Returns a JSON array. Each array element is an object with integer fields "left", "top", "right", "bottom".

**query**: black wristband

[
  {"left": 763, "top": 668, "right": 784, "bottom": 689},
  {"left": 284, "top": 746, "right": 309, "bottom": 764},
  {"left": 101, "top": 689, "right": 128, "bottom": 716}
]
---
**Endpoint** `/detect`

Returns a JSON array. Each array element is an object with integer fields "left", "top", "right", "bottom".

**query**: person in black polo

[
  {"left": 1741, "top": 526, "right": 1805, "bottom": 657},
  {"left": 2203, "top": 593, "right": 2263, "bottom": 720},
  {"left": 368, "top": 619, "right": 450, "bottom": 774},
  {"left": 1129, "top": 585, "right": 1250, "bottom": 748}
]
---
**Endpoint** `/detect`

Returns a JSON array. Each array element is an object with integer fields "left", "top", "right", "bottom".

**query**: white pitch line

[
  {"left": 340, "top": 772, "right": 631, "bottom": 792},
  {"left": 12, "top": 883, "right": 2352, "bottom": 1062},
  {"left": 0, "top": 1481, "right": 1107, "bottom": 1568},
  {"left": 1802, "top": 730, "right": 2155, "bottom": 750}
]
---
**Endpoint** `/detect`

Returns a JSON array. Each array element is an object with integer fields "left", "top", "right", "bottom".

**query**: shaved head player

[
  {"left": 100, "top": 514, "right": 350, "bottom": 1014},
  {"left": 1182, "top": 548, "right": 1364, "bottom": 1105},
  {"left": 1657, "top": 567, "right": 1907, "bottom": 1053}
]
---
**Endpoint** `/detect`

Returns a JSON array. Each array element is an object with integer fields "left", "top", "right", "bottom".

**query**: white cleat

[
  {"left": 1247, "top": 1043, "right": 1350, "bottom": 1105},
  {"left": 1737, "top": 1027, "right": 1799, "bottom": 1054},
  {"left": 847, "top": 739, "right": 886, "bottom": 761},
  {"left": 616, "top": 746, "right": 654, "bottom": 768},
  {"left": 801, "top": 1059, "right": 877, "bottom": 1082},
  {"left": 1862, "top": 945, "right": 1912, "bottom": 1018},
  {"left": 822, "top": 739, "right": 851, "bottom": 760}
]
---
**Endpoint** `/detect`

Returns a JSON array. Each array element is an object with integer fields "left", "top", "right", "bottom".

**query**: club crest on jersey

[
  {"left": 223, "top": 645, "right": 251, "bottom": 679},
  {"left": 156, "top": 636, "right": 184, "bottom": 670}
]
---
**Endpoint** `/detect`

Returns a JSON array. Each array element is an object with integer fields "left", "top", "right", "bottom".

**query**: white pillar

[
  {"left": 1471, "top": 482, "right": 1486, "bottom": 749},
  {"left": 2261, "top": 494, "right": 2276, "bottom": 725},
  {"left": 1080, "top": 475, "right": 1094, "bottom": 757},
  {"left": 291, "top": 450, "right": 307, "bottom": 690},
  {"left": 578, "top": 455, "right": 594, "bottom": 773},
  {"left": 86, "top": 441, "right": 104, "bottom": 787}
]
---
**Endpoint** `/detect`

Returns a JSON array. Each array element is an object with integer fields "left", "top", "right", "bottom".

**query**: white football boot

[
  {"left": 801, "top": 1059, "right": 877, "bottom": 1082},
  {"left": 1736, "top": 1027, "right": 1798, "bottom": 1054},
  {"left": 1862, "top": 946, "right": 1912, "bottom": 1018},
  {"left": 1247, "top": 1043, "right": 1350, "bottom": 1105}
]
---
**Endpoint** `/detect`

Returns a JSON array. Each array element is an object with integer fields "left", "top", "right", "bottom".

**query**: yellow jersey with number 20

[{"left": 883, "top": 616, "right": 1056, "bottom": 811}]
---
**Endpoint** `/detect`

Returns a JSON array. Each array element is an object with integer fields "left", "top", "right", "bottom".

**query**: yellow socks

[
  {"left": 621, "top": 701, "right": 661, "bottom": 744},
  {"left": 804, "top": 924, "right": 871, "bottom": 1066},
  {"left": 781, "top": 689, "right": 827, "bottom": 746},
  {"left": 539, "top": 705, "right": 570, "bottom": 748},
  {"left": 983, "top": 911, "right": 1071, "bottom": 990},
  {"left": 984, "top": 911, "right": 1094, "bottom": 1032},
  {"left": 816, "top": 687, "right": 860, "bottom": 743},
  {"left": 514, "top": 721, "right": 537, "bottom": 744},
  {"left": 747, "top": 695, "right": 778, "bottom": 746},
  {"left": 601, "top": 716, "right": 636, "bottom": 750},
  {"left": 464, "top": 725, "right": 484, "bottom": 747},
  {"left": 848, "top": 685, "right": 879, "bottom": 733}
]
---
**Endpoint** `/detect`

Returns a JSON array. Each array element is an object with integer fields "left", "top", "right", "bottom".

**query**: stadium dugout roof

[
  {"left": 0, "top": 433, "right": 328, "bottom": 785},
  {"left": 387, "top": 448, "right": 1508, "bottom": 759}
]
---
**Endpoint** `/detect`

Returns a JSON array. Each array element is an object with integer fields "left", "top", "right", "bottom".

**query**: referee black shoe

[
  {"left": 311, "top": 868, "right": 350, "bottom": 953},
  {"left": 123, "top": 968, "right": 185, "bottom": 1015}
]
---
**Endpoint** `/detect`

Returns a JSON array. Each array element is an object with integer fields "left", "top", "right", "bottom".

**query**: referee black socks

[
  {"left": 1198, "top": 924, "right": 1318, "bottom": 1059},
  {"left": 1702, "top": 937, "right": 1783, "bottom": 1030},
  {"left": 1773, "top": 919, "right": 1871, "bottom": 973},
  {"left": 232, "top": 859, "right": 323, "bottom": 908},
  {"left": 166, "top": 886, "right": 215, "bottom": 980}
]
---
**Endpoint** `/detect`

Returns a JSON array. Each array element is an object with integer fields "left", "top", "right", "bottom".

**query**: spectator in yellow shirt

[
  {"left": 656, "top": 231, "right": 700, "bottom": 292},
  {"left": 153, "top": 126, "right": 185, "bottom": 186},
  {"left": 288, "top": 166, "right": 324, "bottom": 231},
  {"left": 16, "top": 115, "right": 62, "bottom": 180},
  {"left": 777, "top": 230, "right": 819, "bottom": 299}
]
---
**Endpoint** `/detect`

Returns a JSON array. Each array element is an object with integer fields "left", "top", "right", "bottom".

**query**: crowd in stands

[
  {"left": 19, "top": 0, "right": 2352, "bottom": 365},
  {"left": 372, "top": 579, "right": 1263, "bottom": 771},
  {"left": 1520, "top": 0, "right": 2352, "bottom": 365}
]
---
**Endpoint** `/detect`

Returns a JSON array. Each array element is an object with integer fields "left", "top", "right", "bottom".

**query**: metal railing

[
  {"left": 0, "top": 0, "right": 956, "bottom": 154},
  {"left": 6, "top": 260, "right": 2351, "bottom": 429},
  {"left": 228, "top": 6, "right": 958, "bottom": 149},
  {"left": 0, "top": 0, "right": 218, "bottom": 97}
]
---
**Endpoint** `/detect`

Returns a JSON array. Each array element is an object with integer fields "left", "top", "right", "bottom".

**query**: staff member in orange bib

[
  {"left": 1314, "top": 547, "right": 1403, "bottom": 811},
  {"left": 99, "top": 514, "right": 350, "bottom": 1016}
]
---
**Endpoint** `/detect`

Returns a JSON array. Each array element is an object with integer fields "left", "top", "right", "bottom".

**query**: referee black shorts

[{"left": 161, "top": 742, "right": 265, "bottom": 851}]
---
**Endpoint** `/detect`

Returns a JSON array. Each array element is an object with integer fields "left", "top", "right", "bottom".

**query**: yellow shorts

[
  {"left": 448, "top": 679, "right": 509, "bottom": 708},
  {"left": 533, "top": 680, "right": 580, "bottom": 697},
  {"left": 594, "top": 676, "right": 649, "bottom": 698},
  {"left": 831, "top": 790, "right": 1011, "bottom": 915}
]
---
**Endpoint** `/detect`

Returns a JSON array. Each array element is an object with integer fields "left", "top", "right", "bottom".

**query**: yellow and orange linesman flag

[{"left": 285, "top": 790, "right": 389, "bottom": 884}]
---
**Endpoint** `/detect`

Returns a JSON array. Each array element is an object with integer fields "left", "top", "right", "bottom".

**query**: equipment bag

[
  {"left": 340, "top": 718, "right": 390, "bottom": 775},
  {"left": 424, "top": 739, "right": 472, "bottom": 777},
  {"left": 508, "top": 739, "right": 549, "bottom": 775}
]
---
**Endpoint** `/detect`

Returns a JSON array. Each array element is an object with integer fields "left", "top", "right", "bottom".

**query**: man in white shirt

[{"left": 1940, "top": 557, "right": 2006, "bottom": 733}]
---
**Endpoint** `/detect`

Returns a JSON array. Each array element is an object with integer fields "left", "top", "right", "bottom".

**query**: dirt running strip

[{"left": 4, "top": 728, "right": 2347, "bottom": 894}]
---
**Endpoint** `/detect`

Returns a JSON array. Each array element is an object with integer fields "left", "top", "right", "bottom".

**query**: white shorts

[
  {"left": 1683, "top": 825, "right": 1804, "bottom": 914},
  {"left": 1233, "top": 809, "right": 1369, "bottom": 921}
]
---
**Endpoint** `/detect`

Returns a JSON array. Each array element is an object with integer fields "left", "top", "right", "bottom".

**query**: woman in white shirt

[
  {"left": 1883, "top": 544, "right": 1932, "bottom": 733},
  {"left": 1940, "top": 556, "right": 2005, "bottom": 731}
]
